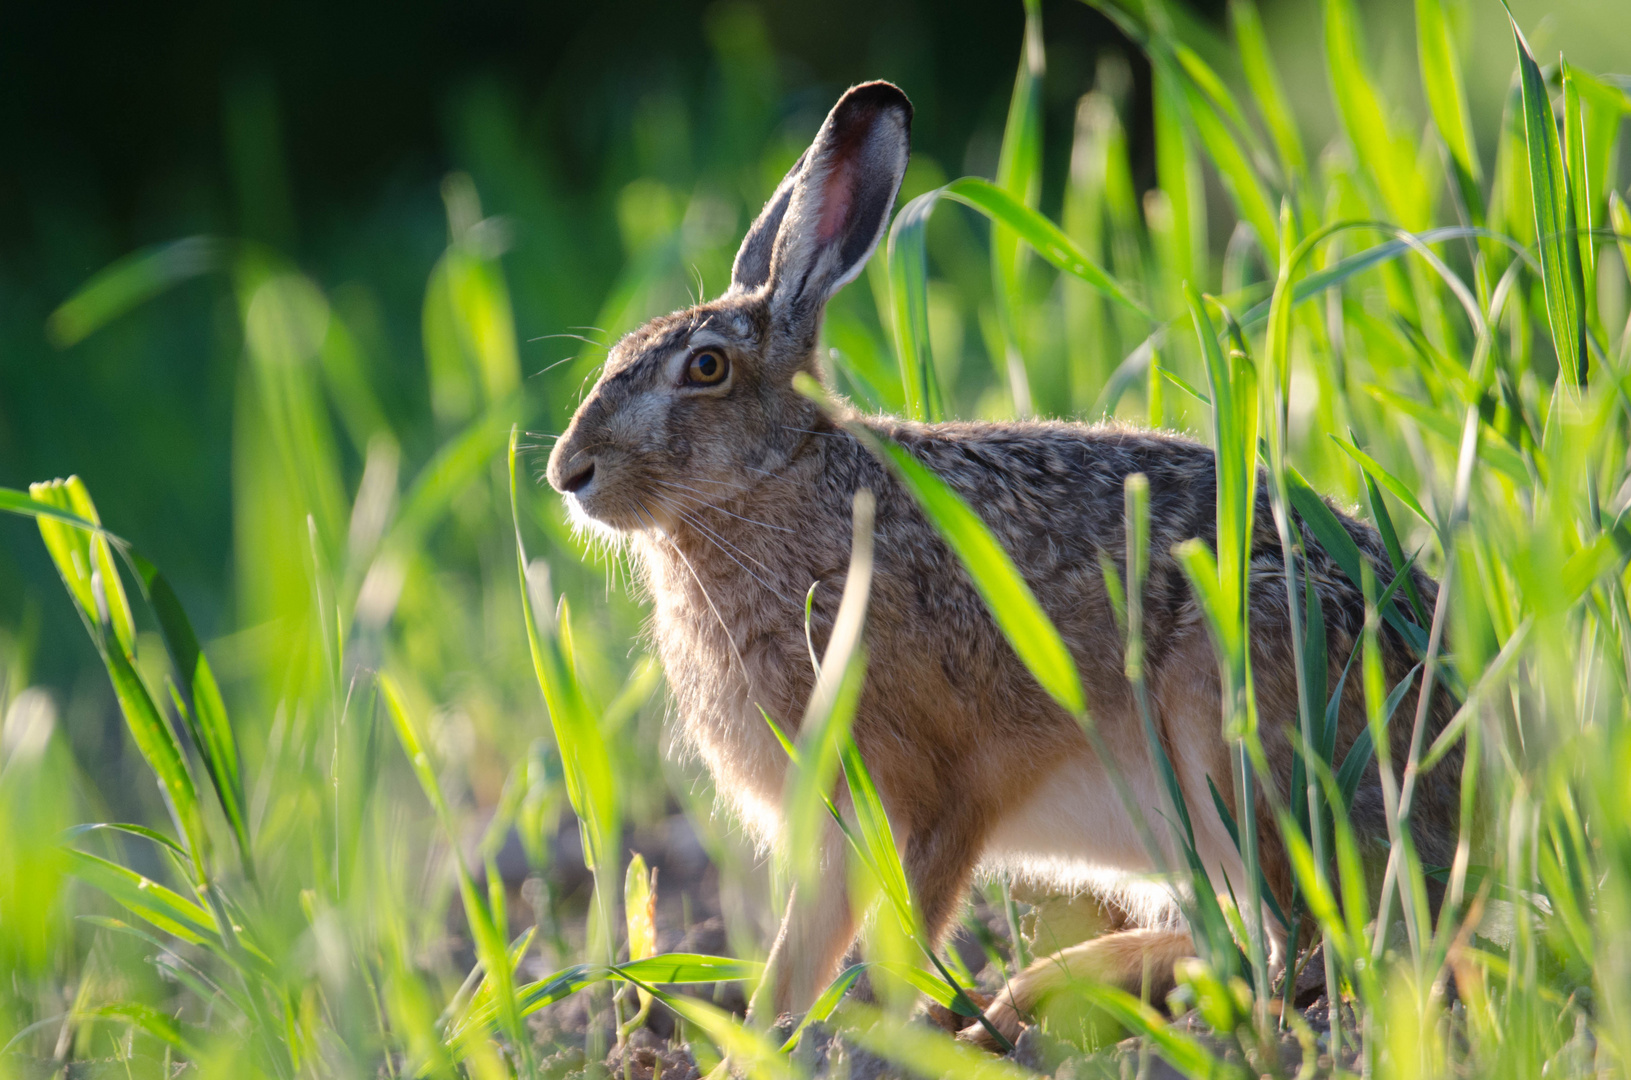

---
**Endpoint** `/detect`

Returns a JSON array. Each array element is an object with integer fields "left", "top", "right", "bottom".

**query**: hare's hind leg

[{"left": 964, "top": 927, "right": 1195, "bottom": 1048}]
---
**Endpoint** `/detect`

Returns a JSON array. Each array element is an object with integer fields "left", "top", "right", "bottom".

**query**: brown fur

[{"left": 545, "top": 81, "right": 1460, "bottom": 1039}]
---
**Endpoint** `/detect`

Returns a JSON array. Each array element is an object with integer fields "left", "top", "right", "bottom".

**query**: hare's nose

[{"left": 559, "top": 460, "right": 596, "bottom": 494}]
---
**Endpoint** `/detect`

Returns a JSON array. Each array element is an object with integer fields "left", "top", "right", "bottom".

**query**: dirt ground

[{"left": 467, "top": 805, "right": 1361, "bottom": 1079}]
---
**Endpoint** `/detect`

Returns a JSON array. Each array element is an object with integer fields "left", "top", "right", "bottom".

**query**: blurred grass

[{"left": 5, "top": 0, "right": 1631, "bottom": 1075}]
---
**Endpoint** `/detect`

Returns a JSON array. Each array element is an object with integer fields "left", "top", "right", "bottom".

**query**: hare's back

[{"left": 875, "top": 418, "right": 1224, "bottom": 570}]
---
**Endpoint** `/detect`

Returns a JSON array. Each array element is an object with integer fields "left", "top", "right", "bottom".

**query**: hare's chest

[{"left": 646, "top": 563, "right": 812, "bottom": 841}]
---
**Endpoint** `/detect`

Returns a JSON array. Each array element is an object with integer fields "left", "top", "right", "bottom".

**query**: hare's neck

[{"left": 639, "top": 441, "right": 836, "bottom": 616}]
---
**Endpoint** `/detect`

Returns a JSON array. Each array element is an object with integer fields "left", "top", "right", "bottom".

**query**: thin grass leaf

[
  {"left": 1329, "top": 435, "right": 1432, "bottom": 528},
  {"left": 1507, "top": 7, "right": 1587, "bottom": 383},
  {"left": 885, "top": 192, "right": 944, "bottom": 422},
  {"left": 805, "top": 390, "right": 1084, "bottom": 716},
  {"left": 1068, "top": 984, "right": 1248, "bottom": 1080},
  {"left": 837, "top": 735, "right": 913, "bottom": 929},
  {"left": 1357, "top": 468, "right": 1433, "bottom": 629},
  {"left": 1173, "top": 58, "right": 1281, "bottom": 264},
  {"left": 128, "top": 551, "right": 254, "bottom": 879},
  {"left": 1287, "top": 467, "right": 1430, "bottom": 655},
  {"left": 1230, "top": 0, "right": 1305, "bottom": 182},
  {"left": 1361, "top": 384, "right": 1529, "bottom": 481},
  {"left": 506, "top": 428, "right": 619, "bottom": 878},
  {"left": 888, "top": 176, "right": 1152, "bottom": 411},
  {"left": 63, "top": 822, "right": 188, "bottom": 861},
  {"left": 990, "top": 0, "right": 1045, "bottom": 415},
  {"left": 1336, "top": 664, "right": 1422, "bottom": 810},
  {"left": 1561, "top": 63, "right": 1596, "bottom": 306},
  {"left": 64, "top": 849, "right": 219, "bottom": 948},
  {"left": 779, "top": 963, "right": 869, "bottom": 1052},
  {"left": 832, "top": 1002, "right": 1039, "bottom": 1080},
  {"left": 80, "top": 916, "right": 245, "bottom": 1016},
  {"left": 1325, "top": 0, "right": 1430, "bottom": 228},
  {"left": 380, "top": 674, "right": 527, "bottom": 1055},
  {"left": 89, "top": 1002, "right": 206, "bottom": 1060},
  {"left": 47, "top": 236, "right": 230, "bottom": 347},
  {"left": 947, "top": 177, "right": 1150, "bottom": 316},
  {"left": 1203, "top": 774, "right": 1290, "bottom": 930},
  {"left": 786, "top": 492, "right": 874, "bottom": 888},
  {"left": 633, "top": 982, "right": 803, "bottom": 1080},
  {"left": 1416, "top": 0, "right": 1483, "bottom": 218},
  {"left": 1611, "top": 192, "right": 1631, "bottom": 291},
  {"left": 0, "top": 487, "right": 122, "bottom": 538}
]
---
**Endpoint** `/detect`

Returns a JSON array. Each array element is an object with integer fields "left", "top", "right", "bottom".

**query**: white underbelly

[{"left": 977, "top": 755, "right": 1196, "bottom": 929}]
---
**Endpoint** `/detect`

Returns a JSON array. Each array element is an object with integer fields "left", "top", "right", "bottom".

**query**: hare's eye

[{"left": 685, "top": 350, "right": 729, "bottom": 386}]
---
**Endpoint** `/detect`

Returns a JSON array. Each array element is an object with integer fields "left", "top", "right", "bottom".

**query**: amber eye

[{"left": 685, "top": 349, "right": 729, "bottom": 385}]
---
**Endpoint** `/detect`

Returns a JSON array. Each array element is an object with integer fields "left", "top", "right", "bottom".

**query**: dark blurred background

[{"left": 1, "top": 0, "right": 1197, "bottom": 703}]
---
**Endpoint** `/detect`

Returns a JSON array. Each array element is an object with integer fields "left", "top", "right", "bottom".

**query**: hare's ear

[{"left": 732, "top": 81, "right": 911, "bottom": 334}]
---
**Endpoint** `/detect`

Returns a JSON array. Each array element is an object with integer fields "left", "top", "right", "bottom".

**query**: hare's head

[{"left": 547, "top": 81, "right": 911, "bottom": 534}]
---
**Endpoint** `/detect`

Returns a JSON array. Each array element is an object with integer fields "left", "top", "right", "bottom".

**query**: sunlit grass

[{"left": 5, "top": 0, "right": 1631, "bottom": 1076}]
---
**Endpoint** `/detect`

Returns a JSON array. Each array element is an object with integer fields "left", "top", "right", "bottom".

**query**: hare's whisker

[
  {"left": 644, "top": 502, "right": 754, "bottom": 687},
  {"left": 651, "top": 480, "right": 794, "bottom": 534},
  {"left": 529, "top": 354, "right": 580, "bottom": 378},
  {"left": 674, "top": 506, "right": 789, "bottom": 587},
  {"left": 780, "top": 425, "right": 847, "bottom": 439},
  {"left": 668, "top": 505, "right": 795, "bottom": 605}
]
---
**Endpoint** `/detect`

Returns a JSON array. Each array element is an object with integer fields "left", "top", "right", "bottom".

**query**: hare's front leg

[{"left": 750, "top": 819, "right": 855, "bottom": 1024}]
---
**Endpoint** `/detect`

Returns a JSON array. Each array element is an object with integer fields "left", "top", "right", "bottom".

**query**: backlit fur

[{"left": 547, "top": 80, "right": 1460, "bottom": 1037}]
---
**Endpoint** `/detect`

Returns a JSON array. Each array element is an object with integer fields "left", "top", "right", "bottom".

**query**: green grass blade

[
  {"left": 1355, "top": 467, "right": 1433, "bottom": 628},
  {"left": 90, "top": 1002, "right": 206, "bottom": 1060},
  {"left": 64, "top": 849, "right": 219, "bottom": 948},
  {"left": 380, "top": 673, "right": 528, "bottom": 1055},
  {"left": 30, "top": 478, "right": 136, "bottom": 657},
  {"left": 1336, "top": 664, "right": 1421, "bottom": 810},
  {"left": 833, "top": 1002, "right": 1039, "bottom": 1080},
  {"left": 837, "top": 737, "right": 916, "bottom": 938},
  {"left": 786, "top": 493, "right": 874, "bottom": 887},
  {"left": 1231, "top": 0, "right": 1305, "bottom": 183},
  {"left": 94, "top": 604, "right": 209, "bottom": 874},
  {"left": 1361, "top": 384, "right": 1529, "bottom": 481},
  {"left": 1286, "top": 467, "right": 1430, "bottom": 656},
  {"left": 944, "top": 177, "right": 1150, "bottom": 317},
  {"left": 990, "top": 0, "right": 1045, "bottom": 414},
  {"left": 1562, "top": 63, "right": 1595, "bottom": 304},
  {"left": 1507, "top": 8, "right": 1586, "bottom": 384},
  {"left": 808, "top": 394, "right": 1084, "bottom": 716},
  {"left": 1416, "top": 0, "right": 1483, "bottom": 218},
  {"left": 129, "top": 551, "right": 255, "bottom": 880},
  {"left": 1203, "top": 774, "right": 1291, "bottom": 931},
  {"left": 1172, "top": 58, "right": 1281, "bottom": 266},
  {"left": 1611, "top": 192, "right": 1631, "bottom": 292},
  {"left": 1325, "top": 0, "right": 1430, "bottom": 229},
  {"left": 1328, "top": 435, "right": 1432, "bottom": 528},
  {"left": 47, "top": 236, "right": 230, "bottom": 347},
  {"left": 1062, "top": 985, "right": 1249, "bottom": 1080},
  {"left": 507, "top": 428, "right": 619, "bottom": 878},
  {"left": 779, "top": 963, "right": 869, "bottom": 1052},
  {"left": 885, "top": 191, "right": 943, "bottom": 422},
  {"left": 0, "top": 487, "right": 121, "bottom": 537},
  {"left": 617, "top": 954, "right": 763, "bottom": 984},
  {"left": 62, "top": 822, "right": 188, "bottom": 861}
]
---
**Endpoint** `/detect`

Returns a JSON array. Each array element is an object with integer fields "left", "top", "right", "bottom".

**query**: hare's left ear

[{"left": 730, "top": 81, "right": 911, "bottom": 338}]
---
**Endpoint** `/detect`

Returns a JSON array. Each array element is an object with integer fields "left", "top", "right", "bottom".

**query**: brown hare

[{"left": 545, "top": 80, "right": 1457, "bottom": 1046}]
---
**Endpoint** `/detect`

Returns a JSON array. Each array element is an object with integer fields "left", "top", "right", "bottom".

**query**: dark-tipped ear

[
  {"left": 751, "top": 81, "right": 911, "bottom": 331},
  {"left": 731, "top": 149, "right": 806, "bottom": 292}
]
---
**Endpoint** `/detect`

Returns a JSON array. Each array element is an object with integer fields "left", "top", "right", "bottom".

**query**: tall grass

[{"left": 5, "top": 0, "right": 1631, "bottom": 1076}]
